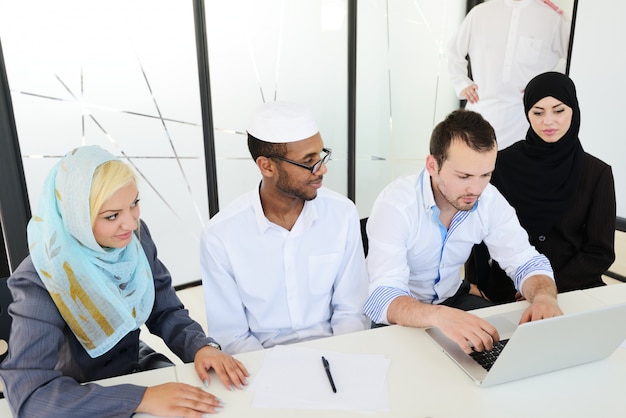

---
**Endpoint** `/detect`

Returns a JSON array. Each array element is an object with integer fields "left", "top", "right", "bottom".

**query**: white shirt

[
  {"left": 364, "top": 170, "right": 554, "bottom": 324},
  {"left": 447, "top": 0, "right": 570, "bottom": 149},
  {"left": 200, "top": 186, "right": 370, "bottom": 354}
]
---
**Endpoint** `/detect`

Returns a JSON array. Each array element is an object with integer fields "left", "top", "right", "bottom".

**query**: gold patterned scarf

[{"left": 28, "top": 146, "right": 154, "bottom": 358}]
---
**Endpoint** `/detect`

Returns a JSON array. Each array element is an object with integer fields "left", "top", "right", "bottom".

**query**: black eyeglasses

[{"left": 267, "top": 148, "right": 332, "bottom": 174}]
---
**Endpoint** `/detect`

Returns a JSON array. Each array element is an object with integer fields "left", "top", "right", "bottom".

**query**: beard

[
  {"left": 449, "top": 197, "right": 476, "bottom": 211},
  {"left": 275, "top": 165, "right": 321, "bottom": 201},
  {"left": 436, "top": 184, "right": 478, "bottom": 212}
]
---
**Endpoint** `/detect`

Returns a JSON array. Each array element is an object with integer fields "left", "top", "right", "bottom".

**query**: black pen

[{"left": 321, "top": 356, "right": 337, "bottom": 393}]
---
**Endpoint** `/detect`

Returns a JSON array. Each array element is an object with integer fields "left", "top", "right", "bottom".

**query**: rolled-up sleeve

[{"left": 364, "top": 180, "right": 418, "bottom": 324}]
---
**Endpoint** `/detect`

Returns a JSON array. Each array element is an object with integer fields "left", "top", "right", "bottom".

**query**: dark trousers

[
  {"left": 440, "top": 279, "right": 494, "bottom": 311},
  {"left": 137, "top": 340, "right": 174, "bottom": 371}
]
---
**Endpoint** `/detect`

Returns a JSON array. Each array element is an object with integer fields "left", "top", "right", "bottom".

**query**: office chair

[
  {"left": 0, "top": 276, "right": 10, "bottom": 360},
  {"left": 0, "top": 276, "right": 12, "bottom": 398},
  {"left": 360, "top": 217, "right": 369, "bottom": 257}
]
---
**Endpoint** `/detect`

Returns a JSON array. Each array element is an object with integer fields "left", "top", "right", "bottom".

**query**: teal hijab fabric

[{"left": 27, "top": 146, "right": 155, "bottom": 358}]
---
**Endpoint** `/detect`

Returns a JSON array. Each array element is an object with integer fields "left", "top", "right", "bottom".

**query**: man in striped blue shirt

[{"left": 364, "top": 110, "right": 562, "bottom": 354}]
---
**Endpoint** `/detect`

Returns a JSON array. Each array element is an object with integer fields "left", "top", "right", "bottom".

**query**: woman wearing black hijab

[{"left": 471, "top": 71, "right": 616, "bottom": 302}]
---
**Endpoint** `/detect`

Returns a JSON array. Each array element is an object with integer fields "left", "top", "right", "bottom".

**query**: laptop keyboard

[{"left": 469, "top": 339, "right": 510, "bottom": 371}]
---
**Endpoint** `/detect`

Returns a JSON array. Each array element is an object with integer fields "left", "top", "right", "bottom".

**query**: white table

[
  {"left": 583, "top": 281, "right": 626, "bottom": 306},
  {"left": 4, "top": 287, "right": 624, "bottom": 417},
  {"left": 168, "top": 289, "right": 626, "bottom": 418},
  {"left": 0, "top": 397, "right": 10, "bottom": 417},
  {"left": 96, "top": 366, "right": 177, "bottom": 388}
]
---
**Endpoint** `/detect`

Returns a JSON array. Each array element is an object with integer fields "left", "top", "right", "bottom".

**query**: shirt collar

[
  {"left": 419, "top": 168, "right": 437, "bottom": 211},
  {"left": 504, "top": 0, "right": 532, "bottom": 9},
  {"left": 419, "top": 167, "right": 480, "bottom": 213},
  {"left": 252, "top": 187, "right": 271, "bottom": 233},
  {"left": 252, "top": 185, "right": 320, "bottom": 234}
]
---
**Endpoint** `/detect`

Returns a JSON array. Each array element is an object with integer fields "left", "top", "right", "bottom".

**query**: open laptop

[{"left": 425, "top": 302, "right": 626, "bottom": 387}]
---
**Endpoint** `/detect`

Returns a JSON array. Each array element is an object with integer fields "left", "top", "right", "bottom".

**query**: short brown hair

[{"left": 430, "top": 110, "right": 496, "bottom": 169}]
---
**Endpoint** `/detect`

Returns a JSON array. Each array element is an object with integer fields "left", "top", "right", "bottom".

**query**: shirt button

[{"left": 538, "top": 235, "right": 546, "bottom": 242}]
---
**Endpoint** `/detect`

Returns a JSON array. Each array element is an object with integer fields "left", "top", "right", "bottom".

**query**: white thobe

[{"left": 447, "top": 0, "right": 570, "bottom": 149}]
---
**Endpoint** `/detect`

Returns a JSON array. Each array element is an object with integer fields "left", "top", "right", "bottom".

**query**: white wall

[{"left": 568, "top": 0, "right": 626, "bottom": 219}]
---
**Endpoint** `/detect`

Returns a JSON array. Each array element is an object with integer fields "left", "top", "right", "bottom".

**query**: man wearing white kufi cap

[{"left": 200, "top": 101, "right": 370, "bottom": 354}]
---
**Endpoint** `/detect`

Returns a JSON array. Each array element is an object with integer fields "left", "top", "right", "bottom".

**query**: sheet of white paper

[{"left": 248, "top": 345, "right": 390, "bottom": 412}]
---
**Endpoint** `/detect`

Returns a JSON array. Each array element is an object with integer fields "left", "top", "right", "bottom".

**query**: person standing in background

[{"left": 447, "top": 0, "right": 570, "bottom": 149}]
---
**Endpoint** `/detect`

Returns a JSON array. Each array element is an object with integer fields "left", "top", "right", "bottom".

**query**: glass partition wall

[
  {"left": 204, "top": 0, "right": 350, "bottom": 205},
  {"left": 356, "top": 1, "right": 464, "bottom": 217},
  {"left": 0, "top": 0, "right": 466, "bottom": 286},
  {"left": 0, "top": 0, "right": 207, "bottom": 286},
  {"left": 355, "top": 0, "right": 574, "bottom": 218}
]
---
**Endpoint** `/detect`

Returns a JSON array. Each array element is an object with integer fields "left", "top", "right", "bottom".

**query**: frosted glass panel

[
  {"left": 205, "top": 0, "right": 349, "bottom": 206},
  {"left": 0, "top": 0, "right": 206, "bottom": 286},
  {"left": 0, "top": 0, "right": 582, "bottom": 284},
  {"left": 356, "top": 0, "right": 464, "bottom": 218},
  {"left": 355, "top": 0, "right": 575, "bottom": 219}
]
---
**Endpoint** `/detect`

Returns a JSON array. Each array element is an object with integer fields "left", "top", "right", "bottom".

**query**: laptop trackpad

[{"left": 484, "top": 310, "right": 523, "bottom": 338}]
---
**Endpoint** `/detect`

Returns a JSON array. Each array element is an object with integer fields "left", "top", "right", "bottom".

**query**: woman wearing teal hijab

[{"left": 0, "top": 146, "right": 249, "bottom": 417}]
